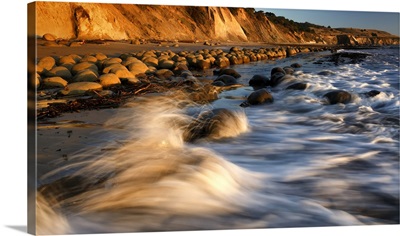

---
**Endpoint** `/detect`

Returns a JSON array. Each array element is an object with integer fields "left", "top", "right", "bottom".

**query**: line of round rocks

[
  {"left": 242, "top": 63, "right": 381, "bottom": 107},
  {"left": 35, "top": 46, "right": 333, "bottom": 97}
]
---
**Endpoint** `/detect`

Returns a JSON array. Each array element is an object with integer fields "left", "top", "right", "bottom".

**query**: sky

[{"left": 256, "top": 8, "right": 400, "bottom": 36}]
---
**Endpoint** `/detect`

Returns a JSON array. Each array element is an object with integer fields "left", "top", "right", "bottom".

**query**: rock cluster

[{"left": 36, "top": 45, "right": 332, "bottom": 97}]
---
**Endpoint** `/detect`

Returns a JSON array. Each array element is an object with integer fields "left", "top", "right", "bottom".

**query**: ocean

[{"left": 37, "top": 46, "right": 399, "bottom": 234}]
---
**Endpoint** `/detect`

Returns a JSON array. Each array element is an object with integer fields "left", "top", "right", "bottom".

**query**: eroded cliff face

[{"left": 34, "top": 2, "right": 399, "bottom": 45}]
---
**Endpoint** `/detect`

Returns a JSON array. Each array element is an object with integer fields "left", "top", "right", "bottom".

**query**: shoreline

[
  {"left": 35, "top": 38, "right": 390, "bottom": 60},
  {"left": 34, "top": 39, "right": 392, "bottom": 121}
]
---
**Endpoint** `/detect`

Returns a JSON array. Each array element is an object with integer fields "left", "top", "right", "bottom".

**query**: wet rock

[
  {"left": 291, "top": 63, "right": 302, "bottom": 68},
  {"left": 270, "top": 72, "right": 286, "bottom": 87},
  {"left": 60, "top": 82, "right": 102, "bottom": 96},
  {"left": 318, "top": 70, "right": 336, "bottom": 76},
  {"left": 271, "top": 67, "right": 286, "bottom": 76},
  {"left": 286, "top": 82, "right": 308, "bottom": 90},
  {"left": 184, "top": 108, "right": 246, "bottom": 142},
  {"left": 283, "top": 67, "right": 295, "bottom": 75},
  {"left": 214, "top": 68, "right": 241, "bottom": 78},
  {"left": 246, "top": 88, "right": 274, "bottom": 105},
  {"left": 249, "top": 75, "right": 270, "bottom": 89},
  {"left": 213, "top": 75, "right": 238, "bottom": 86},
  {"left": 329, "top": 52, "right": 371, "bottom": 65},
  {"left": 323, "top": 90, "right": 352, "bottom": 104},
  {"left": 361, "top": 90, "right": 381, "bottom": 98}
]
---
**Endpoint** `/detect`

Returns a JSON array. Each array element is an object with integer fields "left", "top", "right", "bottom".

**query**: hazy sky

[{"left": 256, "top": 8, "right": 399, "bottom": 36}]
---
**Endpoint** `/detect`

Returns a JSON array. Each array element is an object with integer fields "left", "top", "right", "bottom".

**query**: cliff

[{"left": 33, "top": 2, "right": 399, "bottom": 46}]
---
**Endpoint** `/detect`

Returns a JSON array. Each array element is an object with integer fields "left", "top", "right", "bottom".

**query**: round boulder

[
  {"left": 99, "top": 73, "right": 121, "bottom": 87},
  {"left": 44, "top": 66, "right": 73, "bottom": 81},
  {"left": 247, "top": 89, "right": 274, "bottom": 105},
  {"left": 159, "top": 60, "right": 175, "bottom": 70},
  {"left": 127, "top": 62, "right": 149, "bottom": 76},
  {"left": 212, "top": 75, "right": 238, "bottom": 86},
  {"left": 291, "top": 63, "right": 302, "bottom": 68},
  {"left": 323, "top": 90, "right": 352, "bottom": 104},
  {"left": 249, "top": 75, "right": 270, "bottom": 89},
  {"left": 215, "top": 68, "right": 241, "bottom": 78},
  {"left": 72, "top": 69, "right": 99, "bottom": 82},
  {"left": 42, "top": 77, "right": 68, "bottom": 88},
  {"left": 184, "top": 108, "right": 247, "bottom": 142},
  {"left": 71, "top": 62, "right": 98, "bottom": 75},
  {"left": 270, "top": 72, "right": 286, "bottom": 87},
  {"left": 286, "top": 82, "right": 308, "bottom": 90},
  {"left": 38, "top": 56, "right": 56, "bottom": 71},
  {"left": 271, "top": 67, "right": 286, "bottom": 76}
]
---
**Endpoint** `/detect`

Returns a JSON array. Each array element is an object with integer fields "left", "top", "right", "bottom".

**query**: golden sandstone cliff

[{"left": 34, "top": 2, "right": 399, "bottom": 46}]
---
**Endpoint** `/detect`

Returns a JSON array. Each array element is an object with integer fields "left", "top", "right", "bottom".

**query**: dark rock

[
  {"left": 211, "top": 81, "right": 226, "bottom": 86},
  {"left": 270, "top": 72, "right": 286, "bottom": 87},
  {"left": 271, "top": 67, "right": 286, "bottom": 76},
  {"left": 318, "top": 70, "right": 336, "bottom": 76},
  {"left": 213, "top": 75, "right": 238, "bottom": 86},
  {"left": 328, "top": 52, "right": 372, "bottom": 65},
  {"left": 323, "top": 90, "right": 352, "bottom": 104},
  {"left": 184, "top": 108, "right": 245, "bottom": 142},
  {"left": 246, "top": 89, "right": 274, "bottom": 105},
  {"left": 283, "top": 67, "right": 295, "bottom": 75},
  {"left": 286, "top": 83, "right": 307, "bottom": 90},
  {"left": 249, "top": 75, "right": 270, "bottom": 89},
  {"left": 215, "top": 68, "right": 241, "bottom": 78},
  {"left": 364, "top": 90, "right": 381, "bottom": 98},
  {"left": 290, "top": 63, "right": 302, "bottom": 68}
]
